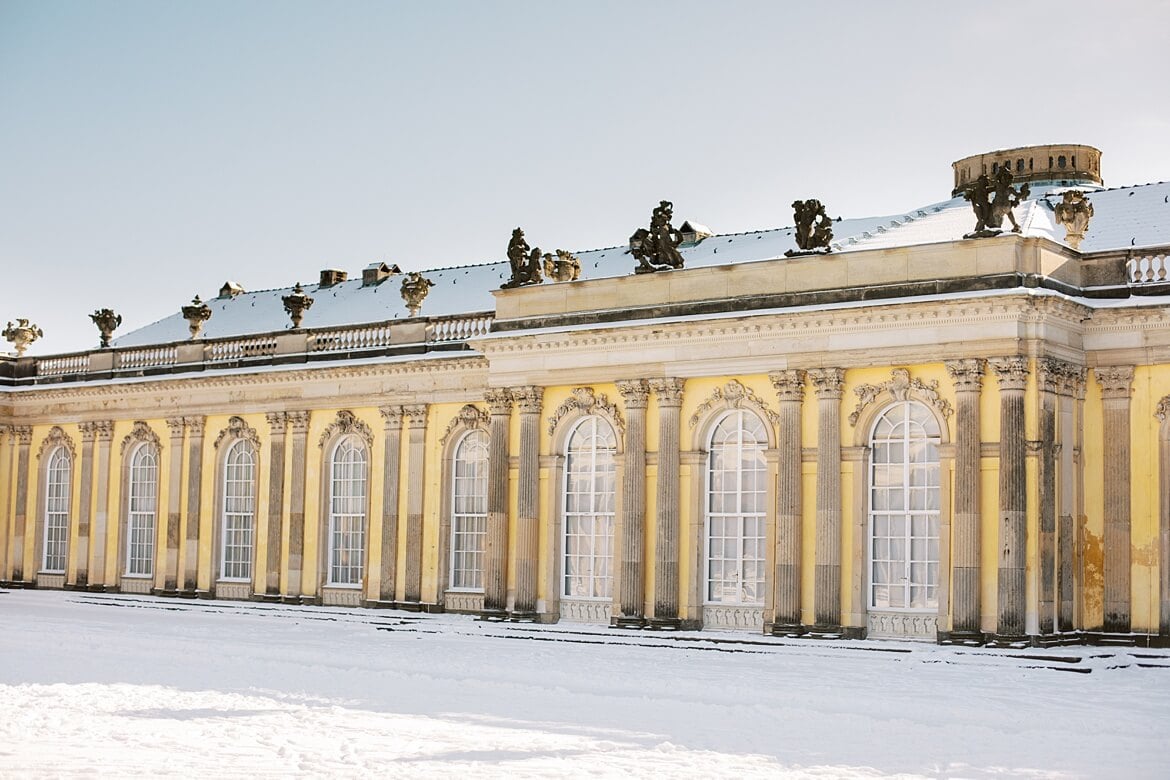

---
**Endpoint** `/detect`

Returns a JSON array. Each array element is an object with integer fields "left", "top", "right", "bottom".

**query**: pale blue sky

[{"left": 2, "top": 0, "right": 1168, "bottom": 353}]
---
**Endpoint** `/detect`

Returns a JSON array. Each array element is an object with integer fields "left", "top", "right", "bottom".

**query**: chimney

[
  {"left": 319, "top": 268, "right": 348, "bottom": 287},
  {"left": 361, "top": 262, "right": 402, "bottom": 287},
  {"left": 218, "top": 281, "right": 245, "bottom": 299}
]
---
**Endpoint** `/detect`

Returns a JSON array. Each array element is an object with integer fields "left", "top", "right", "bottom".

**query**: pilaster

[
  {"left": 1096, "top": 365, "right": 1134, "bottom": 633},
  {"left": 484, "top": 389, "right": 512, "bottom": 617},
  {"left": 377, "top": 406, "right": 403, "bottom": 603},
  {"left": 160, "top": 418, "right": 185, "bottom": 594},
  {"left": 1057, "top": 365, "right": 1085, "bottom": 632},
  {"left": 9, "top": 425, "right": 32, "bottom": 583},
  {"left": 90, "top": 422, "right": 113, "bottom": 588},
  {"left": 75, "top": 422, "right": 98, "bottom": 588},
  {"left": 263, "top": 412, "right": 287, "bottom": 597},
  {"left": 808, "top": 368, "right": 844, "bottom": 630},
  {"left": 182, "top": 416, "right": 205, "bottom": 594},
  {"left": 945, "top": 358, "right": 985, "bottom": 642},
  {"left": 648, "top": 377, "right": 684, "bottom": 628},
  {"left": 615, "top": 379, "right": 649, "bottom": 627},
  {"left": 769, "top": 369, "right": 806, "bottom": 635},
  {"left": 285, "top": 411, "right": 310, "bottom": 601},
  {"left": 989, "top": 356, "right": 1029, "bottom": 641},
  {"left": 403, "top": 404, "right": 429, "bottom": 604},
  {"left": 511, "top": 386, "right": 542, "bottom": 619}
]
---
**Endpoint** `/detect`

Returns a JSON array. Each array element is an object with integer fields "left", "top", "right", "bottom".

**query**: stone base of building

[
  {"left": 0, "top": 579, "right": 35, "bottom": 589},
  {"left": 802, "top": 624, "right": 866, "bottom": 640},
  {"left": 611, "top": 616, "right": 646, "bottom": 629},
  {"left": 937, "top": 629, "right": 986, "bottom": 646}
]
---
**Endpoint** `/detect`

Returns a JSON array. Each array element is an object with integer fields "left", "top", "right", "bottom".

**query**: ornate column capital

[
  {"left": 286, "top": 410, "right": 310, "bottom": 435},
  {"left": 182, "top": 416, "right": 205, "bottom": 436},
  {"left": 1094, "top": 365, "right": 1134, "bottom": 399},
  {"left": 769, "top": 369, "right": 807, "bottom": 402},
  {"left": 808, "top": 367, "right": 845, "bottom": 400},
  {"left": 265, "top": 411, "right": 287, "bottom": 432},
  {"left": 93, "top": 421, "right": 113, "bottom": 441},
  {"left": 403, "top": 404, "right": 429, "bottom": 429},
  {"left": 511, "top": 386, "right": 544, "bottom": 414},
  {"left": 989, "top": 356, "right": 1030, "bottom": 392},
  {"left": 616, "top": 379, "right": 651, "bottom": 409},
  {"left": 379, "top": 405, "right": 404, "bottom": 430},
  {"left": 945, "top": 358, "right": 987, "bottom": 393},
  {"left": 165, "top": 418, "right": 186, "bottom": 438},
  {"left": 648, "top": 377, "right": 685, "bottom": 407},
  {"left": 485, "top": 388, "right": 513, "bottom": 416},
  {"left": 79, "top": 421, "right": 98, "bottom": 443},
  {"left": 12, "top": 424, "right": 32, "bottom": 445}
]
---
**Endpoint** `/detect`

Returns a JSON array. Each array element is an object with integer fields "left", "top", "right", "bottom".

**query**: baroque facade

[{"left": 2, "top": 143, "right": 1169, "bottom": 646}]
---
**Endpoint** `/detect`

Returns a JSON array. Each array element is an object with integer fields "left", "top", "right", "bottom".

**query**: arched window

[
  {"left": 450, "top": 429, "right": 489, "bottom": 590},
  {"left": 328, "top": 435, "right": 367, "bottom": 586},
  {"left": 562, "top": 416, "right": 617, "bottom": 599},
  {"left": 220, "top": 439, "right": 256, "bottom": 581},
  {"left": 705, "top": 410, "right": 767, "bottom": 605},
  {"left": 42, "top": 446, "right": 71, "bottom": 573},
  {"left": 126, "top": 444, "right": 158, "bottom": 576},
  {"left": 869, "top": 401, "right": 941, "bottom": 610}
]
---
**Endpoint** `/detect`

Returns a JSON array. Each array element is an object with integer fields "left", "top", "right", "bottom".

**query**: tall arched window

[
  {"left": 562, "top": 416, "right": 617, "bottom": 600},
  {"left": 328, "top": 435, "right": 367, "bottom": 586},
  {"left": 220, "top": 439, "right": 256, "bottom": 581},
  {"left": 705, "top": 410, "right": 767, "bottom": 605},
  {"left": 450, "top": 429, "right": 489, "bottom": 590},
  {"left": 126, "top": 444, "right": 158, "bottom": 576},
  {"left": 42, "top": 446, "right": 71, "bottom": 573},
  {"left": 869, "top": 401, "right": 941, "bottom": 610}
]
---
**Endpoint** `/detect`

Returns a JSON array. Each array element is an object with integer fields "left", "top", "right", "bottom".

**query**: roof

[{"left": 113, "top": 181, "right": 1170, "bottom": 348}]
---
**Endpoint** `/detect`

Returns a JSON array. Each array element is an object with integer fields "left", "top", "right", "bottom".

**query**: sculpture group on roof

[
  {"left": 786, "top": 198, "right": 834, "bottom": 256},
  {"left": 501, "top": 228, "right": 581, "bottom": 288},
  {"left": 630, "top": 200, "right": 685, "bottom": 273},
  {"left": 963, "top": 166, "right": 1031, "bottom": 238}
]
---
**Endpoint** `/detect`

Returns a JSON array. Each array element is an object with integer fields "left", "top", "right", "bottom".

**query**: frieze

[
  {"left": 318, "top": 410, "right": 373, "bottom": 448},
  {"left": 547, "top": 387, "right": 625, "bottom": 436},
  {"left": 688, "top": 380, "right": 780, "bottom": 428},
  {"left": 849, "top": 368, "right": 953, "bottom": 426},
  {"left": 439, "top": 404, "right": 489, "bottom": 445},
  {"left": 36, "top": 425, "right": 77, "bottom": 461},
  {"left": 213, "top": 416, "right": 261, "bottom": 450}
]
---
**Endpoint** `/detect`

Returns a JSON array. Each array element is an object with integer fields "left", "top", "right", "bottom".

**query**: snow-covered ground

[{"left": 1, "top": 590, "right": 1167, "bottom": 778}]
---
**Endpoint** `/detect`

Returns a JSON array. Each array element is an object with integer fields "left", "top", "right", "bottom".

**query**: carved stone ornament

[
  {"left": 213, "top": 415, "right": 261, "bottom": 450},
  {"left": 963, "top": 167, "right": 1031, "bottom": 239},
  {"left": 649, "top": 377, "right": 686, "bottom": 405},
  {"left": 689, "top": 380, "right": 780, "bottom": 428},
  {"left": 630, "top": 200, "right": 685, "bottom": 274},
  {"left": 1053, "top": 190, "right": 1093, "bottom": 250},
  {"left": 181, "top": 295, "right": 212, "bottom": 339},
  {"left": 318, "top": 410, "right": 374, "bottom": 449},
  {"left": 512, "top": 385, "right": 543, "bottom": 414},
  {"left": 945, "top": 359, "right": 987, "bottom": 394},
  {"left": 282, "top": 283, "right": 314, "bottom": 329},
  {"left": 1036, "top": 357, "right": 1086, "bottom": 396},
  {"left": 485, "top": 388, "right": 513, "bottom": 416},
  {"left": 120, "top": 421, "right": 161, "bottom": 455},
  {"left": 501, "top": 227, "right": 545, "bottom": 289},
  {"left": 785, "top": 199, "right": 834, "bottom": 255},
  {"left": 400, "top": 272, "right": 434, "bottom": 317},
  {"left": 440, "top": 404, "right": 489, "bottom": 445},
  {"left": 78, "top": 420, "right": 113, "bottom": 442},
  {"left": 3, "top": 318, "right": 43, "bottom": 357},
  {"left": 807, "top": 368, "right": 846, "bottom": 399},
  {"left": 988, "top": 356, "right": 1030, "bottom": 391},
  {"left": 37, "top": 425, "right": 77, "bottom": 461},
  {"left": 379, "top": 405, "right": 405, "bottom": 428},
  {"left": 848, "top": 368, "right": 953, "bottom": 426},
  {"left": 547, "top": 387, "right": 625, "bottom": 436},
  {"left": 1094, "top": 365, "right": 1134, "bottom": 399},
  {"left": 90, "top": 308, "right": 122, "bottom": 348},
  {"left": 616, "top": 379, "right": 651, "bottom": 409},
  {"left": 768, "top": 369, "right": 807, "bottom": 402},
  {"left": 543, "top": 249, "right": 581, "bottom": 282},
  {"left": 1156, "top": 396, "right": 1170, "bottom": 422}
]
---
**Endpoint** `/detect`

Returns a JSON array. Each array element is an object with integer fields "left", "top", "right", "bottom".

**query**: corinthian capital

[
  {"left": 485, "top": 388, "right": 513, "bottom": 416},
  {"left": 769, "top": 369, "right": 807, "bottom": 402},
  {"left": 989, "top": 356, "right": 1029, "bottom": 391},
  {"left": 648, "top": 377, "right": 685, "bottom": 407},
  {"left": 616, "top": 379, "right": 650, "bottom": 409},
  {"left": 807, "top": 368, "right": 845, "bottom": 399},
  {"left": 1094, "top": 366, "right": 1134, "bottom": 399},
  {"left": 511, "top": 386, "right": 543, "bottom": 414},
  {"left": 945, "top": 359, "right": 986, "bottom": 394}
]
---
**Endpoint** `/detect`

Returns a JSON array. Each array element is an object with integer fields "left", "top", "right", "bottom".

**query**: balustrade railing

[
  {"left": 427, "top": 314, "right": 493, "bottom": 342},
  {"left": 37, "top": 353, "right": 90, "bottom": 376},
  {"left": 116, "top": 346, "right": 178, "bottom": 370},
  {"left": 1127, "top": 253, "right": 1169, "bottom": 285},
  {"left": 207, "top": 336, "right": 278, "bottom": 362},
  {"left": 310, "top": 324, "right": 393, "bottom": 353}
]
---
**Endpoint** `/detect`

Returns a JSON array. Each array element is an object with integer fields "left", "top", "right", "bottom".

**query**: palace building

[{"left": 2, "top": 143, "right": 1168, "bottom": 646}]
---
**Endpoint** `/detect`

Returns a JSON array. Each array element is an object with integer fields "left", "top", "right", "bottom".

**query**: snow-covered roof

[{"left": 114, "top": 180, "right": 1170, "bottom": 348}]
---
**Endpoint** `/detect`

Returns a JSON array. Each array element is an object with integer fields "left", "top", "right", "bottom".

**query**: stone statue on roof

[
  {"left": 501, "top": 227, "right": 544, "bottom": 289},
  {"left": 963, "top": 167, "right": 1030, "bottom": 238},
  {"left": 543, "top": 249, "right": 581, "bottom": 282},
  {"left": 788, "top": 199, "right": 834, "bottom": 254},
  {"left": 630, "top": 200, "right": 684, "bottom": 274}
]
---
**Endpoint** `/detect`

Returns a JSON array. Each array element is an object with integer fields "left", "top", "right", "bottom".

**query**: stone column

[
  {"left": 90, "top": 422, "right": 113, "bottom": 589},
  {"left": 182, "top": 416, "right": 205, "bottom": 593},
  {"left": 403, "top": 404, "right": 429, "bottom": 605},
  {"left": 9, "top": 426, "right": 32, "bottom": 583},
  {"left": 160, "top": 418, "right": 185, "bottom": 593},
  {"left": 769, "top": 370, "right": 806, "bottom": 634},
  {"left": 1057, "top": 364, "right": 1085, "bottom": 632},
  {"left": 989, "top": 357, "right": 1029, "bottom": 640},
  {"left": 285, "top": 411, "right": 310, "bottom": 601},
  {"left": 0, "top": 427, "right": 9, "bottom": 584},
  {"left": 1035, "top": 360, "right": 1062, "bottom": 636},
  {"left": 615, "top": 379, "right": 649, "bottom": 627},
  {"left": 648, "top": 377, "right": 684, "bottom": 627},
  {"left": 263, "top": 413, "right": 287, "bottom": 597},
  {"left": 1160, "top": 398, "right": 1170, "bottom": 638},
  {"left": 1096, "top": 366, "right": 1134, "bottom": 633},
  {"left": 483, "top": 389, "right": 512, "bottom": 617},
  {"left": 945, "top": 359, "right": 986, "bottom": 641},
  {"left": 511, "top": 386, "right": 542, "bottom": 619},
  {"left": 75, "top": 423, "right": 98, "bottom": 588},
  {"left": 377, "top": 406, "right": 403, "bottom": 603},
  {"left": 808, "top": 369, "right": 844, "bottom": 629}
]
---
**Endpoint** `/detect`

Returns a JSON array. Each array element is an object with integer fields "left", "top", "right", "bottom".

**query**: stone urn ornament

[
  {"left": 90, "top": 308, "right": 122, "bottom": 348},
  {"left": 3, "top": 318, "right": 43, "bottom": 356},
  {"left": 401, "top": 272, "right": 434, "bottom": 317},
  {"left": 1053, "top": 190, "right": 1094, "bottom": 250},
  {"left": 181, "top": 295, "right": 212, "bottom": 339},
  {"left": 542, "top": 249, "right": 581, "bottom": 282},
  {"left": 282, "top": 283, "right": 314, "bottom": 329}
]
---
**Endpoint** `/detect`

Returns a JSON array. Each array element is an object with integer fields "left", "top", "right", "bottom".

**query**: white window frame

[
  {"left": 126, "top": 443, "right": 158, "bottom": 577},
  {"left": 703, "top": 409, "right": 767, "bottom": 606},
  {"left": 561, "top": 415, "right": 617, "bottom": 601},
  {"left": 42, "top": 446, "right": 71, "bottom": 573},
  {"left": 449, "top": 429, "right": 489, "bottom": 592},
  {"left": 219, "top": 438, "right": 256, "bottom": 582},
  {"left": 867, "top": 401, "right": 941, "bottom": 611},
  {"left": 328, "top": 435, "right": 367, "bottom": 587}
]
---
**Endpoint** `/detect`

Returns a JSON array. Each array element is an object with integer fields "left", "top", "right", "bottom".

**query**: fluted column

[
  {"left": 615, "top": 379, "right": 649, "bottom": 627},
  {"left": 945, "top": 359, "right": 986, "bottom": 641},
  {"left": 1096, "top": 366, "right": 1134, "bottom": 633},
  {"left": 511, "top": 387, "right": 542, "bottom": 618},
  {"left": 163, "top": 418, "right": 185, "bottom": 594},
  {"left": 769, "top": 370, "right": 806, "bottom": 634},
  {"left": 403, "top": 404, "right": 429, "bottom": 604},
  {"left": 808, "top": 369, "right": 844, "bottom": 629},
  {"left": 182, "top": 416, "right": 205, "bottom": 593},
  {"left": 649, "top": 377, "right": 684, "bottom": 627},
  {"left": 285, "top": 411, "right": 310, "bottom": 601},
  {"left": 483, "top": 389, "right": 512, "bottom": 616},
  {"left": 90, "top": 422, "right": 113, "bottom": 589},
  {"left": 75, "top": 423, "right": 98, "bottom": 588},
  {"left": 263, "top": 413, "right": 287, "bottom": 597},
  {"left": 989, "top": 357, "right": 1029, "bottom": 639},
  {"left": 7, "top": 426, "right": 32, "bottom": 582},
  {"left": 1035, "top": 360, "right": 1062, "bottom": 635},
  {"left": 377, "top": 406, "right": 403, "bottom": 603}
]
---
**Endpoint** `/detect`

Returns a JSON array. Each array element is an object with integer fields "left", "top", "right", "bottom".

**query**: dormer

[
  {"left": 218, "top": 281, "right": 245, "bottom": 299},
  {"left": 680, "top": 220, "right": 713, "bottom": 247},
  {"left": 361, "top": 262, "right": 402, "bottom": 287},
  {"left": 319, "top": 268, "right": 348, "bottom": 287}
]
